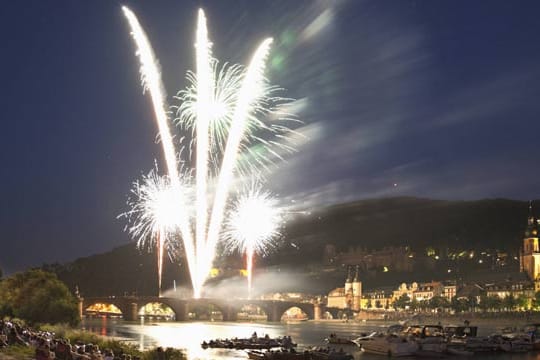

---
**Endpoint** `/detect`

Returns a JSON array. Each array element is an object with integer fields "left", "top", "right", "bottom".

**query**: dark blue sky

[{"left": 1, "top": 1, "right": 539, "bottom": 273}]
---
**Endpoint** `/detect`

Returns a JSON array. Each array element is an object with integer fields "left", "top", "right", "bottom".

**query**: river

[{"left": 82, "top": 318, "right": 540, "bottom": 360}]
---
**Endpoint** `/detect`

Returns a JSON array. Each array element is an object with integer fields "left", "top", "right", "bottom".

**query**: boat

[
  {"left": 202, "top": 335, "right": 295, "bottom": 350},
  {"left": 353, "top": 332, "right": 418, "bottom": 357},
  {"left": 324, "top": 334, "right": 355, "bottom": 345},
  {"left": 311, "top": 349, "right": 354, "bottom": 360},
  {"left": 246, "top": 349, "right": 311, "bottom": 360},
  {"left": 247, "top": 350, "right": 267, "bottom": 360},
  {"left": 404, "top": 325, "right": 447, "bottom": 354}
]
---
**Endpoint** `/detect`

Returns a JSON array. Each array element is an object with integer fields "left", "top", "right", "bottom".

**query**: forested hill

[
  {"left": 44, "top": 197, "right": 536, "bottom": 296},
  {"left": 274, "top": 197, "right": 532, "bottom": 263}
]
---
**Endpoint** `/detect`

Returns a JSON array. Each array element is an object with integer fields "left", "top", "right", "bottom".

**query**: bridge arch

[
  {"left": 280, "top": 306, "right": 310, "bottom": 322},
  {"left": 138, "top": 302, "right": 176, "bottom": 320},
  {"left": 186, "top": 299, "right": 230, "bottom": 321},
  {"left": 85, "top": 302, "right": 123, "bottom": 317}
]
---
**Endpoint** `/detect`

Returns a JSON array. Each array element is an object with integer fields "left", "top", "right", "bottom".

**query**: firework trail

[
  {"left": 123, "top": 7, "right": 296, "bottom": 297},
  {"left": 122, "top": 6, "right": 199, "bottom": 297},
  {"left": 202, "top": 38, "right": 274, "bottom": 287},
  {"left": 194, "top": 10, "right": 213, "bottom": 297}
]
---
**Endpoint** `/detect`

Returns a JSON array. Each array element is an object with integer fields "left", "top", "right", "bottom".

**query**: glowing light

[
  {"left": 123, "top": 170, "right": 192, "bottom": 295},
  {"left": 122, "top": 7, "right": 295, "bottom": 298},
  {"left": 203, "top": 39, "right": 274, "bottom": 289},
  {"left": 122, "top": 6, "right": 198, "bottom": 297},
  {"left": 176, "top": 62, "right": 244, "bottom": 164},
  {"left": 224, "top": 185, "right": 283, "bottom": 297}
]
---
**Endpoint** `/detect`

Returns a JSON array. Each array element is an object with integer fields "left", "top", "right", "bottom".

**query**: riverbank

[
  {"left": 0, "top": 321, "right": 186, "bottom": 360},
  {"left": 353, "top": 310, "right": 540, "bottom": 330}
]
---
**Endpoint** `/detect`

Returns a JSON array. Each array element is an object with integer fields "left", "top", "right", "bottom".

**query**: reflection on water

[{"left": 82, "top": 317, "right": 540, "bottom": 360}]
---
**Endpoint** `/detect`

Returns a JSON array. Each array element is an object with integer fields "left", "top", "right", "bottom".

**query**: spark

[
  {"left": 122, "top": 7, "right": 297, "bottom": 298},
  {"left": 122, "top": 170, "right": 193, "bottom": 295},
  {"left": 202, "top": 38, "right": 274, "bottom": 286},
  {"left": 175, "top": 61, "right": 244, "bottom": 166},
  {"left": 122, "top": 6, "right": 198, "bottom": 297},
  {"left": 224, "top": 185, "right": 283, "bottom": 297},
  {"left": 194, "top": 9, "right": 212, "bottom": 298}
]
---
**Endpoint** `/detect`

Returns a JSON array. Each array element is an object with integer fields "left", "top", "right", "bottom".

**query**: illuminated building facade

[
  {"left": 327, "top": 266, "right": 362, "bottom": 311},
  {"left": 520, "top": 203, "right": 540, "bottom": 281}
]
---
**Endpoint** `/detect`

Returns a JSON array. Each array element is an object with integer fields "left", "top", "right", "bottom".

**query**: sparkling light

[
  {"left": 194, "top": 9, "right": 212, "bottom": 298},
  {"left": 122, "top": 7, "right": 295, "bottom": 298},
  {"left": 122, "top": 7, "right": 198, "bottom": 296},
  {"left": 123, "top": 170, "right": 193, "bottom": 295},
  {"left": 202, "top": 39, "right": 274, "bottom": 289},
  {"left": 224, "top": 185, "right": 283, "bottom": 297}
]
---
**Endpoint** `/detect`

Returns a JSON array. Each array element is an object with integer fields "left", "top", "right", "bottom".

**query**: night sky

[{"left": 1, "top": 1, "right": 539, "bottom": 274}]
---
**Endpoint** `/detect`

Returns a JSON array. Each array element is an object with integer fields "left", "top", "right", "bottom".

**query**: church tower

[
  {"left": 344, "top": 266, "right": 353, "bottom": 309},
  {"left": 352, "top": 265, "right": 362, "bottom": 311},
  {"left": 344, "top": 266, "right": 353, "bottom": 293},
  {"left": 520, "top": 202, "right": 540, "bottom": 280}
]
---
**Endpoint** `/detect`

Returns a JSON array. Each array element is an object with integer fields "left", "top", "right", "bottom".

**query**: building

[
  {"left": 393, "top": 282, "right": 418, "bottom": 301},
  {"left": 327, "top": 266, "right": 362, "bottom": 311},
  {"left": 361, "top": 287, "right": 394, "bottom": 310},
  {"left": 484, "top": 281, "right": 534, "bottom": 300},
  {"left": 442, "top": 281, "right": 457, "bottom": 301},
  {"left": 520, "top": 203, "right": 540, "bottom": 281},
  {"left": 413, "top": 281, "right": 443, "bottom": 301}
]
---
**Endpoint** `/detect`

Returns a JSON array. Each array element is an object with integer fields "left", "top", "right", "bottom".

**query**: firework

[
  {"left": 123, "top": 170, "right": 193, "bottom": 295},
  {"left": 122, "top": 7, "right": 295, "bottom": 298},
  {"left": 122, "top": 6, "right": 198, "bottom": 297},
  {"left": 224, "top": 185, "right": 283, "bottom": 298},
  {"left": 202, "top": 38, "right": 274, "bottom": 289}
]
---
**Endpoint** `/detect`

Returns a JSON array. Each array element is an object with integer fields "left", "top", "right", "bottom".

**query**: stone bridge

[{"left": 81, "top": 296, "right": 323, "bottom": 322}]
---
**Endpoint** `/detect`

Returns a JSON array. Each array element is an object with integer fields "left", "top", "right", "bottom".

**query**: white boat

[
  {"left": 353, "top": 333, "right": 418, "bottom": 357},
  {"left": 404, "top": 325, "right": 447, "bottom": 354}
]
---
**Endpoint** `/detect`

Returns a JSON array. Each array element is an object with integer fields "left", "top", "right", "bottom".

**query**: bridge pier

[
  {"left": 221, "top": 305, "right": 238, "bottom": 322},
  {"left": 78, "top": 298, "right": 84, "bottom": 321},
  {"left": 171, "top": 301, "right": 188, "bottom": 321},
  {"left": 267, "top": 303, "right": 282, "bottom": 322},
  {"left": 314, "top": 303, "right": 321, "bottom": 320},
  {"left": 123, "top": 302, "right": 139, "bottom": 321}
]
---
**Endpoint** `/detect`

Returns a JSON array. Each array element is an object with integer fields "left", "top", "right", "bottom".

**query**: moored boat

[
  {"left": 324, "top": 333, "right": 355, "bottom": 345},
  {"left": 353, "top": 333, "right": 418, "bottom": 357}
]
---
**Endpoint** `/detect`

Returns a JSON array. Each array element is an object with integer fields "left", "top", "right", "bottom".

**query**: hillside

[{"left": 44, "top": 197, "right": 535, "bottom": 296}]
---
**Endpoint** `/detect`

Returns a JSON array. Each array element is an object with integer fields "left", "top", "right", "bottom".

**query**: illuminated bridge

[{"left": 80, "top": 296, "right": 328, "bottom": 322}]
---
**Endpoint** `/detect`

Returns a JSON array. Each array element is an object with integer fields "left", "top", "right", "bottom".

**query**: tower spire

[
  {"left": 353, "top": 265, "right": 359, "bottom": 282},
  {"left": 346, "top": 266, "right": 352, "bottom": 283}
]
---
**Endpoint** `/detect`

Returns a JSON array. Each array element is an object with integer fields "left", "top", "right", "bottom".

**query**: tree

[
  {"left": 430, "top": 296, "right": 449, "bottom": 313},
  {"left": 533, "top": 291, "right": 540, "bottom": 310},
  {"left": 503, "top": 294, "right": 517, "bottom": 311},
  {"left": 393, "top": 294, "right": 410, "bottom": 310},
  {"left": 467, "top": 295, "right": 478, "bottom": 312},
  {"left": 479, "top": 295, "right": 502, "bottom": 312},
  {"left": 0, "top": 269, "right": 79, "bottom": 325},
  {"left": 451, "top": 296, "right": 468, "bottom": 313},
  {"left": 516, "top": 294, "right": 529, "bottom": 310}
]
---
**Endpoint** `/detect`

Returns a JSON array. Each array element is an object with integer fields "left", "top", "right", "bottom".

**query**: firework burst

[
  {"left": 122, "top": 6, "right": 296, "bottom": 298},
  {"left": 224, "top": 184, "right": 283, "bottom": 297},
  {"left": 122, "top": 169, "right": 193, "bottom": 295}
]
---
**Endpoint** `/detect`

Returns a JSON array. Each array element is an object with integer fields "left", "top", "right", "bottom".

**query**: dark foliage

[{"left": 0, "top": 269, "right": 79, "bottom": 325}]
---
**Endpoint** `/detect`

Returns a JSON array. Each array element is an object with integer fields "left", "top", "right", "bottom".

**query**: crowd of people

[{"left": 0, "top": 320, "right": 139, "bottom": 360}]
